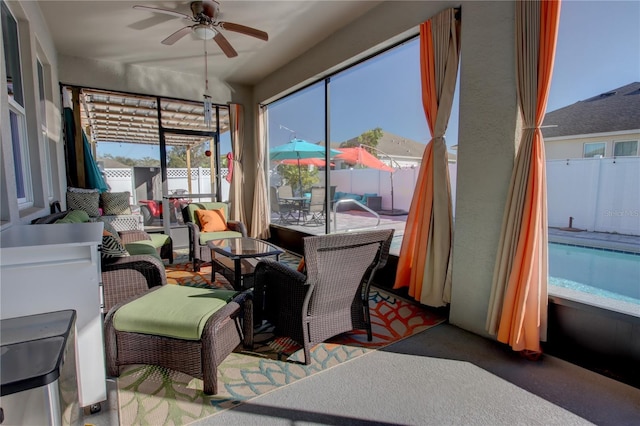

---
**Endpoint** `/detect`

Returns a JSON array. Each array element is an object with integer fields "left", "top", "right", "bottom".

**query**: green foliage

[
  {"left": 340, "top": 127, "right": 383, "bottom": 153},
  {"left": 167, "top": 145, "right": 214, "bottom": 168},
  {"left": 277, "top": 164, "right": 319, "bottom": 195}
]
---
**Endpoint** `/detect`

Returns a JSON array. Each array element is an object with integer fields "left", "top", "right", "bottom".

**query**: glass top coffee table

[{"left": 207, "top": 237, "right": 284, "bottom": 291}]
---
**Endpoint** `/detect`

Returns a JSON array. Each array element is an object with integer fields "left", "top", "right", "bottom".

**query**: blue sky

[{"left": 99, "top": 1, "right": 640, "bottom": 159}]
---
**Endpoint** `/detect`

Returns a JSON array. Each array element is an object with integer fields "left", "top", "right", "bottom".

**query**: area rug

[{"left": 117, "top": 249, "right": 446, "bottom": 425}]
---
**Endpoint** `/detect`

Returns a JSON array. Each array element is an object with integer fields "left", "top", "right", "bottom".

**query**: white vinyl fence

[
  {"left": 106, "top": 157, "right": 638, "bottom": 236},
  {"left": 546, "top": 157, "right": 639, "bottom": 236},
  {"left": 104, "top": 167, "right": 230, "bottom": 203}
]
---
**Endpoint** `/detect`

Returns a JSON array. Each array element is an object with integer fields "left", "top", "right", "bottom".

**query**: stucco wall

[{"left": 449, "top": 1, "right": 519, "bottom": 336}]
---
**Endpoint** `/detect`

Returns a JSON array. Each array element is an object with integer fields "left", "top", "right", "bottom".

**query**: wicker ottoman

[{"left": 104, "top": 285, "right": 253, "bottom": 395}]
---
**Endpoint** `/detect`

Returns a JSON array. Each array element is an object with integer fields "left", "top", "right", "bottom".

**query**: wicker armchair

[
  {"left": 182, "top": 202, "right": 248, "bottom": 271},
  {"left": 253, "top": 229, "right": 394, "bottom": 365},
  {"left": 101, "top": 255, "right": 166, "bottom": 313}
]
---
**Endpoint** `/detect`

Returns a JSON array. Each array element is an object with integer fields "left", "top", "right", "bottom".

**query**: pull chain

[{"left": 203, "top": 37, "right": 212, "bottom": 128}]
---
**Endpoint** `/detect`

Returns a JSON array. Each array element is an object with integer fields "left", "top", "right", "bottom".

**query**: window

[
  {"left": 583, "top": 142, "right": 605, "bottom": 158},
  {"left": 2, "top": 2, "right": 32, "bottom": 206},
  {"left": 613, "top": 140, "right": 638, "bottom": 157},
  {"left": 37, "top": 58, "right": 54, "bottom": 199}
]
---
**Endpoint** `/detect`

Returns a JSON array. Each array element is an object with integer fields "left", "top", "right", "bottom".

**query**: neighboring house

[
  {"left": 542, "top": 82, "right": 640, "bottom": 159},
  {"left": 332, "top": 130, "right": 442, "bottom": 168}
]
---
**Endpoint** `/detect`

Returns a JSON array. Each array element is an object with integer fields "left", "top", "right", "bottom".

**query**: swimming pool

[{"left": 548, "top": 243, "right": 640, "bottom": 305}]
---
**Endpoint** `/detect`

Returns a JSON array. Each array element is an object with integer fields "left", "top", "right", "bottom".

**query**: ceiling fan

[{"left": 133, "top": 0, "right": 268, "bottom": 58}]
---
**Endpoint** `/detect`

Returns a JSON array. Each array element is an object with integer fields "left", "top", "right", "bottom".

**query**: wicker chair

[
  {"left": 31, "top": 211, "right": 167, "bottom": 313},
  {"left": 182, "top": 202, "right": 248, "bottom": 272},
  {"left": 253, "top": 229, "right": 394, "bottom": 365},
  {"left": 104, "top": 287, "right": 253, "bottom": 395}
]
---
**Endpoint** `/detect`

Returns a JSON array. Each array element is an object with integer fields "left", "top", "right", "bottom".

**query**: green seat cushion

[
  {"left": 125, "top": 240, "right": 162, "bottom": 260},
  {"left": 113, "top": 286, "right": 239, "bottom": 340},
  {"left": 199, "top": 230, "right": 243, "bottom": 246},
  {"left": 149, "top": 233, "right": 172, "bottom": 247},
  {"left": 54, "top": 210, "right": 90, "bottom": 224}
]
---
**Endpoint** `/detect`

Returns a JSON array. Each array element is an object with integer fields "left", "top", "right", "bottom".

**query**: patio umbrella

[
  {"left": 269, "top": 138, "right": 340, "bottom": 194},
  {"left": 280, "top": 158, "right": 334, "bottom": 167},
  {"left": 334, "top": 146, "right": 394, "bottom": 172}
]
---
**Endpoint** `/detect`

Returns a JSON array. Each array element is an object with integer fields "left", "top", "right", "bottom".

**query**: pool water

[{"left": 548, "top": 243, "right": 640, "bottom": 305}]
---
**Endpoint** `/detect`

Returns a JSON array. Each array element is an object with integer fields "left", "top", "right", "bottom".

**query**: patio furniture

[
  {"left": 208, "top": 237, "right": 284, "bottom": 290},
  {"left": 30, "top": 210, "right": 168, "bottom": 313},
  {"left": 104, "top": 285, "right": 253, "bottom": 395},
  {"left": 253, "top": 229, "right": 394, "bottom": 364},
  {"left": 303, "top": 186, "right": 325, "bottom": 225},
  {"left": 182, "top": 202, "right": 248, "bottom": 272},
  {"left": 270, "top": 186, "right": 296, "bottom": 224}
]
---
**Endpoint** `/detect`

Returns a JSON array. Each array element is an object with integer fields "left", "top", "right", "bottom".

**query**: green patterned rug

[{"left": 117, "top": 249, "right": 446, "bottom": 425}]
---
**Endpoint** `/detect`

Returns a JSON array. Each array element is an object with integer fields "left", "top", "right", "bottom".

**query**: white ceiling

[{"left": 38, "top": 1, "right": 383, "bottom": 86}]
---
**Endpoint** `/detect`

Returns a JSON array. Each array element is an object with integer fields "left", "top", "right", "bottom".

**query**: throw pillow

[
  {"left": 100, "top": 192, "right": 132, "bottom": 215},
  {"left": 97, "top": 217, "right": 122, "bottom": 242},
  {"left": 101, "top": 231, "right": 129, "bottom": 262},
  {"left": 195, "top": 209, "right": 228, "bottom": 232},
  {"left": 68, "top": 186, "right": 99, "bottom": 194},
  {"left": 54, "top": 210, "right": 90, "bottom": 224},
  {"left": 67, "top": 191, "right": 100, "bottom": 217},
  {"left": 297, "top": 258, "right": 306, "bottom": 273}
]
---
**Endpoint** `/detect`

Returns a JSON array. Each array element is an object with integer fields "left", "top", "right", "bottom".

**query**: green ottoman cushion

[
  {"left": 113, "top": 286, "right": 239, "bottom": 340},
  {"left": 124, "top": 240, "right": 162, "bottom": 260},
  {"left": 149, "top": 233, "right": 171, "bottom": 248}
]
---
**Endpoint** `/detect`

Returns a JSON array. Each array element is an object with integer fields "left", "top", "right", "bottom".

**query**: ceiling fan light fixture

[{"left": 194, "top": 24, "right": 216, "bottom": 40}]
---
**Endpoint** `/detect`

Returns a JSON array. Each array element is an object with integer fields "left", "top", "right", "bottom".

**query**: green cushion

[
  {"left": 149, "top": 233, "right": 171, "bottom": 247},
  {"left": 55, "top": 210, "right": 90, "bottom": 224},
  {"left": 125, "top": 240, "right": 162, "bottom": 260},
  {"left": 199, "top": 230, "right": 243, "bottom": 246},
  {"left": 113, "top": 286, "right": 239, "bottom": 340}
]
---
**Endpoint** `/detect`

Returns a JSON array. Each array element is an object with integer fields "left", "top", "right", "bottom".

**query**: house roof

[
  {"left": 542, "top": 82, "right": 640, "bottom": 138},
  {"left": 331, "top": 130, "right": 426, "bottom": 160}
]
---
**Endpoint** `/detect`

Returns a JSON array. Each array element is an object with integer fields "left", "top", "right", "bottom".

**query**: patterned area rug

[{"left": 117, "top": 249, "right": 446, "bottom": 425}]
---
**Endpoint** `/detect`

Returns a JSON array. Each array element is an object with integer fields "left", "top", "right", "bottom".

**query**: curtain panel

[
  {"left": 250, "top": 105, "right": 270, "bottom": 239},
  {"left": 486, "top": 0, "right": 561, "bottom": 354},
  {"left": 393, "top": 8, "right": 459, "bottom": 307},
  {"left": 229, "top": 103, "right": 247, "bottom": 224}
]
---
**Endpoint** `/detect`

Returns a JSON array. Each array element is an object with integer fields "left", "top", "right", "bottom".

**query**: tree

[
  {"left": 340, "top": 127, "right": 383, "bottom": 154},
  {"left": 167, "top": 145, "right": 212, "bottom": 168},
  {"left": 276, "top": 164, "right": 319, "bottom": 195}
]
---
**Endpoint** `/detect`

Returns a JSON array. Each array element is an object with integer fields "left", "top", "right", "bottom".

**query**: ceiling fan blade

[
  {"left": 219, "top": 22, "right": 268, "bottom": 41},
  {"left": 133, "top": 5, "right": 191, "bottom": 20},
  {"left": 161, "top": 26, "right": 194, "bottom": 45},
  {"left": 213, "top": 32, "right": 238, "bottom": 58}
]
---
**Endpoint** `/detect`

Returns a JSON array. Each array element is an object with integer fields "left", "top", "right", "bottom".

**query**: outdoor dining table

[{"left": 279, "top": 196, "right": 309, "bottom": 225}]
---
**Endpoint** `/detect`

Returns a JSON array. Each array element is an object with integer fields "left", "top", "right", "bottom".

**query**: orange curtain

[
  {"left": 393, "top": 8, "right": 460, "bottom": 307},
  {"left": 250, "top": 105, "right": 270, "bottom": 239},
  {"left": 486, "top": 0, "right": 561, "bottom": 354},
  {"left": 228, "top": 103, "right": 247, "bottom": 224}
]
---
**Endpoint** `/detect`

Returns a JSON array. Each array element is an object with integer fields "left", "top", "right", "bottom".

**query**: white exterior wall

[{"left": 545, "top": 131, "right": 640, "bottom": 160}]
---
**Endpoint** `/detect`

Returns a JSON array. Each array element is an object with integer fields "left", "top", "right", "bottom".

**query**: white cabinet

[{"left": 0, "top": 223, "right": 107, "bottom": 408}]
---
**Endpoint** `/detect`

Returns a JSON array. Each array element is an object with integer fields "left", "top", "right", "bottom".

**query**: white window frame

[
  {"left": 613, "top": 140, "right": 638, "bottom": 157},
  {"left": 583, "top": 142, "right": 606, "bottom": 158},
  {"left": 3, "top": 2, "right": 33, "bottom": 207},
  {"left": 37, "top": 57, "right": 54, "bottom": 199}
]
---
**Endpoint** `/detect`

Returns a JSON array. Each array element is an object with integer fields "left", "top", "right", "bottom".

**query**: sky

[{"left": 98, "top": 1, "right": 640, "bottom": 160}]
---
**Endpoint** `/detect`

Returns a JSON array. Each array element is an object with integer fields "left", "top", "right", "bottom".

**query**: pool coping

[{"left": 548, "top": 230, "right": 640, "bottom": 254}]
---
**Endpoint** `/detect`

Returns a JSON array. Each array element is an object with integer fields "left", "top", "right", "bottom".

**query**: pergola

[{"left": 66, "top": 86, "right": 230, "bottom": 195}]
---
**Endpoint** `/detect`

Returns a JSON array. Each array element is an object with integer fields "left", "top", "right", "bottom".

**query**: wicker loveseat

[{"left": 32, "top": 210, "right": 167, "bottom": 312}]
